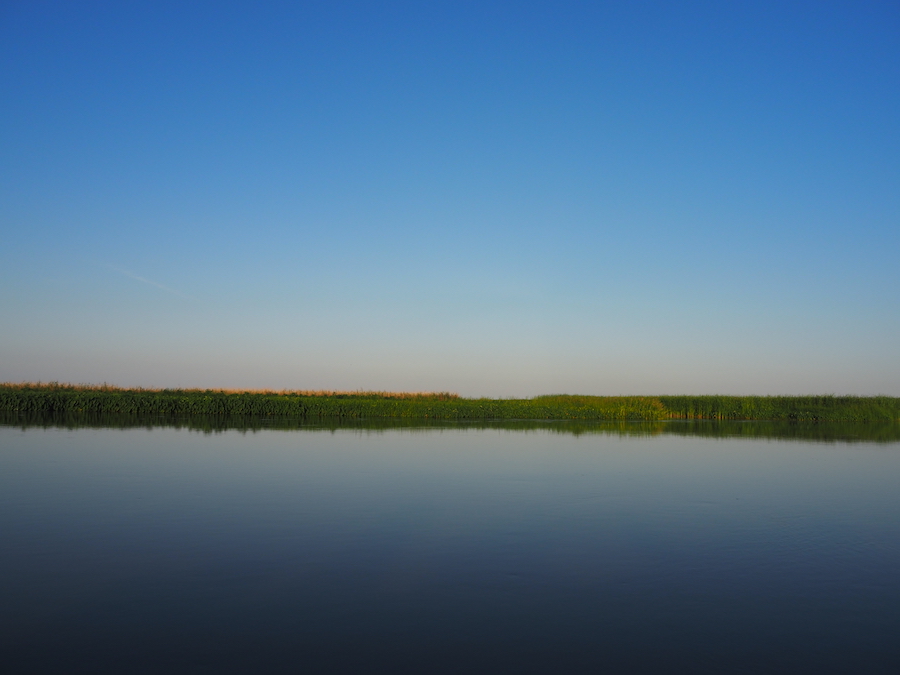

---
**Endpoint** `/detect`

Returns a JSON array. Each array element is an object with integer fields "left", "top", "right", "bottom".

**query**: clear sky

[{"left": 2, "top": 1, "right": 898, "bottom": 396}]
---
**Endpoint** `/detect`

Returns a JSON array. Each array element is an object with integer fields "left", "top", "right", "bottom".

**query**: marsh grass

[
  {"left": 1, "top": 384, "right": 897, "bottom": 422},
  {"left": 2, "top": 382, "right": 458, "bottom": 399}
]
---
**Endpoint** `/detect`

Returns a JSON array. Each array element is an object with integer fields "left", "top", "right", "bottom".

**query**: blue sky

[{"left": 2, "top": 1, "right": 898, "bottom": 396}]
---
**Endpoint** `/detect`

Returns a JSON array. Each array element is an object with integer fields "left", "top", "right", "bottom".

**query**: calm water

[{"left": 2, "top": 420, "right": 899, "bottom": 673}]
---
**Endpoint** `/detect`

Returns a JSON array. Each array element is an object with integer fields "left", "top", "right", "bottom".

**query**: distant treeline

[{"left": 1, "top": 384, "right": 898, "bottom": 422}]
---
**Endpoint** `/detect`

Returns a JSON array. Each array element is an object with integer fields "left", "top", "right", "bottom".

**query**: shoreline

[{"left": 2, "top": 384, "right": 898, "bottom": 422}]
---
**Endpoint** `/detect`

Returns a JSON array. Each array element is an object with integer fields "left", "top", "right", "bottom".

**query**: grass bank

[{"left": 1, "top": 384, "right": 898, "bottom": 422}]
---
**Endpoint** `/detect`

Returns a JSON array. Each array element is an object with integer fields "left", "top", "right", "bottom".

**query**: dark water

[{"left": 2, "top": 420, "right": 899, "bottom": 673}]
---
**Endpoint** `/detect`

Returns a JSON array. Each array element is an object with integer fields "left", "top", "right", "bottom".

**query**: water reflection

[
  {"left": 3, "top": 410, "right": 899, "bottom": 443},
  {"left": 1, "top": 419, "right": 899, "bottom": 673}
]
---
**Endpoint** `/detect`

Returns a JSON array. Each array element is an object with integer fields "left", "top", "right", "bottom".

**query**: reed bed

[
  {"left": 657, "top": 395, "right": 900, "bottom": 422},
  {"left": 1, "top": 384, "right": 897, "bottom": 422},
  {"left": 1, "top": 382, "right": 458, "bottom": 399}
]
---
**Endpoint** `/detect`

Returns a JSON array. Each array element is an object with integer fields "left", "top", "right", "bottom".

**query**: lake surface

[{"left": 2, "top": 419, "right": 899, "bottom": 673}]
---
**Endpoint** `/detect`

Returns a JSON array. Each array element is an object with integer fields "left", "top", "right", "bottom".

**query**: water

[{"left": 2, "top": 419, "right": 899, "bottom": 673}]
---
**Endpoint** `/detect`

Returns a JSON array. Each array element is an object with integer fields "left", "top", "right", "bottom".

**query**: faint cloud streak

[{"left": 108, "top": 265, "right": 194, "bottom": 300}]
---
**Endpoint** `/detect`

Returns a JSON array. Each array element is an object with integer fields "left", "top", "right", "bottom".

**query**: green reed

[
  {"left": 657, "top": 395, "right": 900, "bottom": 422},
  {"left": 1, "top": 385, "right": 897, "bottom": 422}
]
